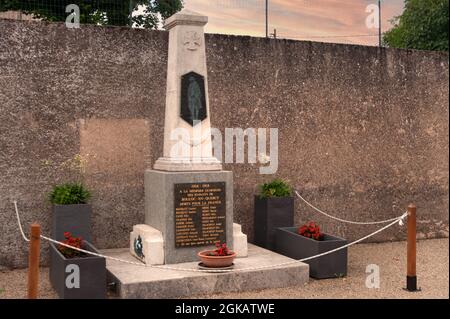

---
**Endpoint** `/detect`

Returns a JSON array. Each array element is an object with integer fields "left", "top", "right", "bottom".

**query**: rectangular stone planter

[
  {"left": 275, "top": 227, "right": 347, "bottom": 279},
  {"left": 49, "top": 241, "right": 106, "bottom": 299},
  {"left": 52, "top": 204, "right": 92, "bottom": 242},
  {"left": 254, "top": 196, "right": 294, "bottom": 251}
]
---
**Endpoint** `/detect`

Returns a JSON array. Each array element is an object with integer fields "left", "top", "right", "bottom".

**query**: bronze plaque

[
  {"left": 174, "top": 182, "right": 226, "bottom": 248},
  {"left": 180, "top": 72, "right": 207, "bottom": 126}
]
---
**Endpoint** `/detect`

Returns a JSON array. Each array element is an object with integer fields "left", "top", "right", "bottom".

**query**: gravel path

[{"left": 0, "top": 238, "right": 448, "bottom": 299}]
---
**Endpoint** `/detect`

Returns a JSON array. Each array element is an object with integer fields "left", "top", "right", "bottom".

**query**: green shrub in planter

[
  {"left": 258, "top": 179, "right": 293, "bottom": 199},
  {"left": 254, "top": 179, "right": 294, "bottom": 250},
  {"left": 49, "top": 183, "right": 91, "bottom": 205},
  {"left": 49, "top": 183, "right": 92, "bottom": 242}
]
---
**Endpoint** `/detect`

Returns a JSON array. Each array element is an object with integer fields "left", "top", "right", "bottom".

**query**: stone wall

[{"left": 0, "top": 19, "right": 448, "bottom": 268}]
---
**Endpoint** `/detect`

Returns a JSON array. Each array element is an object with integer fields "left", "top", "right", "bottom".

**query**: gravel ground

[{"left": 0, "top": 238, "right": 448, "bottom": 299}]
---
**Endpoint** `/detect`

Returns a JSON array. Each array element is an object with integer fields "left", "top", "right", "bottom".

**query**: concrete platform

[{"left": 103, "top": 244, "right": 309, "bottom": 299}]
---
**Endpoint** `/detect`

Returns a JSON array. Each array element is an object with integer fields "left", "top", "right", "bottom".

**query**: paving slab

[{"left": 103, "top": 244, "right": 309, "bottom": 299}]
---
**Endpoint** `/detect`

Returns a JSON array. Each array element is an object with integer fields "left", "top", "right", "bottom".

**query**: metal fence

[{"left": 0, "top": 0, "right": 394, "bottom": 46}]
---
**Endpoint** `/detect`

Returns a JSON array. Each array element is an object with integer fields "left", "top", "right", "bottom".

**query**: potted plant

[
  {"left": 254, "top": 179, "right": 294, "bottom": 250},
  {"left": 49, "top": 183, "right": 92, "bottom": 242},
  {"left": 275, "top": 222, "right": 347, "bottom": 279},
  {"left": 49, "top": 232, "right": 106, "bottom": 299},
  {"left": 198, "top": 242, "right": 236, "bottom": 268}
]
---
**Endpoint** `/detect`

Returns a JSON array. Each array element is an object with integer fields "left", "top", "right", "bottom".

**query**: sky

[{"left": 182, "top": 0, "right": 405, "bottom": 46}]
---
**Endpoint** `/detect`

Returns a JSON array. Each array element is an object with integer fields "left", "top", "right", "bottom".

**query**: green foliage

[
  {"left": 0, "top": 0, "right": 183, "bottom": 29},
  {"left": 383, "top": 0, "right": 449, "bottom": 51},
  {"left": 49, "top": 183, "right": 91, "bottom": 205},
  {"left": 259, "top": 179, "right": 293, "bottom": 198}
]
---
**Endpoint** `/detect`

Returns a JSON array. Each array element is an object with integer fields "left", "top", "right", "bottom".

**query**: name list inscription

[{"left": 174, "top": 182, "right": 226, "bottom": 248}]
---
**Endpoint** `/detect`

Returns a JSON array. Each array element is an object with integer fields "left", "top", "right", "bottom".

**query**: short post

[
  {"left": 406, "top": 204, "right": 418, "bottom": 291},
  {"left": 27, "top": 223, "right": 41, "bottom": 299}
]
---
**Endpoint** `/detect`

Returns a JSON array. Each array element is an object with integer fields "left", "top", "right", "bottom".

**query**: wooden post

[
  {"left": 406, "top": 204, "right": 418, "bottom": 291},
  {"left": 27, "top": 223, "right": 40, "bottom": 299}
]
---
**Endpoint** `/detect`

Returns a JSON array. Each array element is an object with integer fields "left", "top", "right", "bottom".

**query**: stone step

[{"left": 103, "top": 244, "right": 309, "bottom": 299}]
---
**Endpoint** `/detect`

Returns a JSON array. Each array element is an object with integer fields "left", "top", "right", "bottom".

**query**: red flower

[
  {"left": 297, "top": 221, "right": 324, "bottom": 241},
  {"left": 213, "top": 242, "right": 231, "bottom": 256},
  {"left": 58, "top": 232, "right": 84, "bottom": 258}
]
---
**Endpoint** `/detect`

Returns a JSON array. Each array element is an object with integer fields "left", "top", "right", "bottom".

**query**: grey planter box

[
  {"left": 52, "top": 204, "right": 92, "bottom": 242},
  {"left": 254, "top": 196, "right": 294, "bottom": 251},
  {"left": 49, "top": 241, "right": 106, "bottom": 299},
  {"left": 275, "top": 227, "right": 347, "bottom": 279}
]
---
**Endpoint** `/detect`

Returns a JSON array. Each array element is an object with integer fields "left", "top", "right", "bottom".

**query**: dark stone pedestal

[
  {"left": 254, "top": 196, "right": 294, "bottom": 250},
  {"left": 52, "top": 204, "right": 92, "bottom": 242},
  {"left": 49, "top": 241, "right": 106, "bottom": 299}
]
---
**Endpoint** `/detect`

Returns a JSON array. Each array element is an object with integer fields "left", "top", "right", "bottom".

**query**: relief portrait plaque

[
  {"left": 174, "top": 182, "right": 226, "bottom": 248},
  {"left": 180, "top": 72, "right": 207, "bottom": 126}
]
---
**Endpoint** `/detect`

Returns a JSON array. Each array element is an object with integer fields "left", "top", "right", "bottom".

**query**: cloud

[{"left": 183, "top": 0, "right": 405, "bottom": 45}]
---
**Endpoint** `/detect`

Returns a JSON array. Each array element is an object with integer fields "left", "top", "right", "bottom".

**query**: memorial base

[
  {"left": 145, "top": 169, "right": 233, "bottom": 264},
  {"left": 130, "top": 223, "right": 248, "bottom": 265},
  {"left": 105, "top": 244, "right": 309, "bottom": 299}
]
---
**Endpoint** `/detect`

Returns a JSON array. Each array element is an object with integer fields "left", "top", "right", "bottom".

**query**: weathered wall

[{"left": 0, "top": 19, "right": 448, "bottom": 268}]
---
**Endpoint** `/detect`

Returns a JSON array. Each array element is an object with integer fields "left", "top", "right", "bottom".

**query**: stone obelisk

[
  {"left": 153, "top": 9, "right": 222, "bottom": 171},
  {"left": 130, "top": 10, "right": 235, "bottom": 265}
]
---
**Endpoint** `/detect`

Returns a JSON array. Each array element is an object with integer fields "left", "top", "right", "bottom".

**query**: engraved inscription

[{"left": 174, "top": 182, "right": 226, "bottom": 248}]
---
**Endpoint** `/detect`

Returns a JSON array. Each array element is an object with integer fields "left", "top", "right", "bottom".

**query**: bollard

[
  {"left": 27, "top": 223, "right": 41, "bottom": 299},
  {"left": 406, "top": 204, "right": 418, "bottom": 292}
]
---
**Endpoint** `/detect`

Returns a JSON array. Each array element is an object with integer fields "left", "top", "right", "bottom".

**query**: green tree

[
  {"left": 0, "top": 0, "right": 183, "bottom": 29},
  {"left": 383, "top": 0, "right": 449, "bottom": 51}
]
